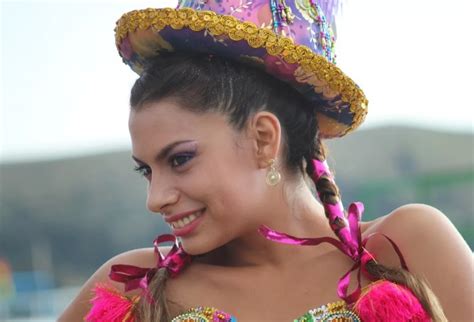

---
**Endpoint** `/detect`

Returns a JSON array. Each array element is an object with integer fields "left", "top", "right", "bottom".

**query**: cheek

[
  {"left": 203, "top": 160, "right": 267, "bottom": 224},
  {"left": 179, "top": 162, "right": 268, "bottom": 254},
  {"left": 182, "top": 139, "right": 268, "bottom": 224}
]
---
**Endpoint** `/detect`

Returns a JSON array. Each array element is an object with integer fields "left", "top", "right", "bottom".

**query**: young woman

[{"left": 60, "top": 1, "right": 473, "bottom": 321}]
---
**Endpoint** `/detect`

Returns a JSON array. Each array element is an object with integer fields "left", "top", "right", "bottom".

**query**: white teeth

[{"left": 170, "top": 210, "right": 203, "bottom": 229}]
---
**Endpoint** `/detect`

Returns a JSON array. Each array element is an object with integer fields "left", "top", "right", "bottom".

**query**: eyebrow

[{"left": 132, "top": 140, "right": 196, "bottom": 165}]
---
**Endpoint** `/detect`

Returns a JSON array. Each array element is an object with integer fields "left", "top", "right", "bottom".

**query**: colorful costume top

[{"left": 86, "top": 279, "right": 430, "bottom": 321}]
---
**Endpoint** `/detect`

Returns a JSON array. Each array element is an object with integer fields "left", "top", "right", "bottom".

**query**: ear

[{"left": 248, "top": 111, "right": 282, "bottom": 169}]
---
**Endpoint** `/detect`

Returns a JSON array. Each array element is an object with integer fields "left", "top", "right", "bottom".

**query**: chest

[{"left": 166, "top": 256, "right": 369, "bottom": 321}]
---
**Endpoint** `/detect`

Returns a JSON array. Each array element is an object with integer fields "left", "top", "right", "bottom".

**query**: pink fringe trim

[
  {"left": 354, "top": 280, "right": 431, "bottom": 322},
  {"left": 85, "top": 284, "right": 136, "bottom": 322},
  {"left": 84, "top": 281, "right": 432, "bottom": 321}
]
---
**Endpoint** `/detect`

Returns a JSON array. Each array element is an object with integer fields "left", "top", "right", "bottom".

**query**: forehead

[{"left": 128, "top": 100, "right": 241, "bottom": 156}]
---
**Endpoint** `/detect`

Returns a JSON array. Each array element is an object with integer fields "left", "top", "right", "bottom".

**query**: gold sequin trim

[
  {"left": 297, "top": 300, "right": 361, "bottom": 321},
  {"left": 114, "top": 8, "right": 368, "bottom": 136}
]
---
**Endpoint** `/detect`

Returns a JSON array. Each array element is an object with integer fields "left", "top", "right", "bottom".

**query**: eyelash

[{"left": 133, "top": 152, "right": 195, "bottom": 177}]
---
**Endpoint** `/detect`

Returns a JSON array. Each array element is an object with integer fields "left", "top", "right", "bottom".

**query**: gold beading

[{"left": 114, "top": 8, "right": 368, "bottom": 137}]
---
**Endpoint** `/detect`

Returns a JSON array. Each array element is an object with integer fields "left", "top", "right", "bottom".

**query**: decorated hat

[{"left": 114, "top": 0, "right": 368, "bottom": 138}]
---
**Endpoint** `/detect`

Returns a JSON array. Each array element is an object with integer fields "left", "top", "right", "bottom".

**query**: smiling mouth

[{"left": 168, "top": 209, "right": 204, "bottom": 229}]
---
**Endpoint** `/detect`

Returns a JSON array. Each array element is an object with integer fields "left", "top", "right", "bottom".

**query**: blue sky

[{"left": 1, "top": 0, "right": 473, "bottom": 162}]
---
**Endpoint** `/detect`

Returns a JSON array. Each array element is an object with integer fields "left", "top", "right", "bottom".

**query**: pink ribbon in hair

[
  {"left": 311, "top": 159, "right": 360, "bottom": 259},
  {"left": 109, "top": 234, "right": 192, "bottom": 303},
  {"left": 258, "top": 159, "right": 409, "bottom": 304}
]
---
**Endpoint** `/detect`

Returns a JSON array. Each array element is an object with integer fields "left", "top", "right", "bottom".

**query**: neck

[{"left": 204, "top": 180, "right": 337, "bottom": 269}]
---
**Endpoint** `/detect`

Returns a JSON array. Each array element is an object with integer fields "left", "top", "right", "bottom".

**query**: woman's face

[{"left": 129, "top": 99, "right": 271, "bottom": 255}]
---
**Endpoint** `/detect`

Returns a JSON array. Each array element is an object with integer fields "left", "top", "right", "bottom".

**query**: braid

[
  {"left": 305, "top": 137, "right": 447, "bottom": 321},
  {"left": 305, "top": 137, "right": 358, "bottom": 256},
  {"left": 136, "top": 268, "right": 171, "bottom": 322},
  {"left": 307, "top": 138, "right": 339, "bottom": 203}
]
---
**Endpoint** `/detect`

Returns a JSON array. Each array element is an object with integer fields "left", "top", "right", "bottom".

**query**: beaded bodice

[{"left": 171, "top": 300, "right": 360, "bottom": 321}]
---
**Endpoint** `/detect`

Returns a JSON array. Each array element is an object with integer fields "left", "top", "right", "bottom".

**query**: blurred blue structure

[{"left": 0, "top": 270, "right": 77, "bottom": 321}]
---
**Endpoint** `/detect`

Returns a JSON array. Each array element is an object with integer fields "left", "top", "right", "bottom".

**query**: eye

[
  {"left": 132, "top": 152, "right": 194, "bottom": 177},
  {"left": 169, "top": 153, "right": 195, "bottom": 168},
  {"left": 133, "top": 165, "right": 151, "bottom": 178}
]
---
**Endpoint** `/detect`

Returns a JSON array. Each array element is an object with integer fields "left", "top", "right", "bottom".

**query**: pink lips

[
  {"left": 164, "top": 208, "right": 205, "bottom": 223},
  {"left": 164, "top": 208, "right": 206, "bottom": 237}
]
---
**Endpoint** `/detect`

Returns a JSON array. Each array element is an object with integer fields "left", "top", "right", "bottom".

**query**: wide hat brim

[{"left": 115, "top": 7, "right": 368, "bottom": 138}]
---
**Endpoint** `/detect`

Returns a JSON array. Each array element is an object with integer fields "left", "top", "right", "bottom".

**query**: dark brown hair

[{"left": 129, "top": 52, "right": 446, "bottom": 321}]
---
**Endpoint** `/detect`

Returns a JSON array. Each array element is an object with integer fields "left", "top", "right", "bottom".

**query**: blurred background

[{"left": 1, "top": 0, "right": 473, "bottom": 321}]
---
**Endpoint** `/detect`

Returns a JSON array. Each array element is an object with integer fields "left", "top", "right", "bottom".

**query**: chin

[
  {"left": 179, "top": 235, "right": 225, "bottom": 257},
  {"left": 181, "top": 244, "right": 206, "bottom": 256}
]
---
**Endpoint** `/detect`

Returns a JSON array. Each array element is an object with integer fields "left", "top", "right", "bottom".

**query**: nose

[{"left": 146, "top": 173, "right": 179, "bottom": 214}]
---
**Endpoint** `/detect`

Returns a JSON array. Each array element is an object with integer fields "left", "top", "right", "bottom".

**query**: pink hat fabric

[{"left": 115, "top": 0, "right": 368, "bottom": 138}]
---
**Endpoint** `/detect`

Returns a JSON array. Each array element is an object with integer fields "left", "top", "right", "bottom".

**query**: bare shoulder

[
  {"left": 362, "top": 203, "right": 471, "bottom": 264},
  {"left": 58, "top": 246, "right": 170, "bottom": 322},
  {"left": 363, "top": 203, "right": 474, "bottom": 320}
]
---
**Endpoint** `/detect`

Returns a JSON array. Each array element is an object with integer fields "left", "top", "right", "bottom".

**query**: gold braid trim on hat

[{"left": 114, "top": 8, "right": 368, "bottom": 137}]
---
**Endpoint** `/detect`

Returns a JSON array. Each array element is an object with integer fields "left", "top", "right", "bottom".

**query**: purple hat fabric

[{"left": 115, "top": 0, "right": 368, "bottom": 138}]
